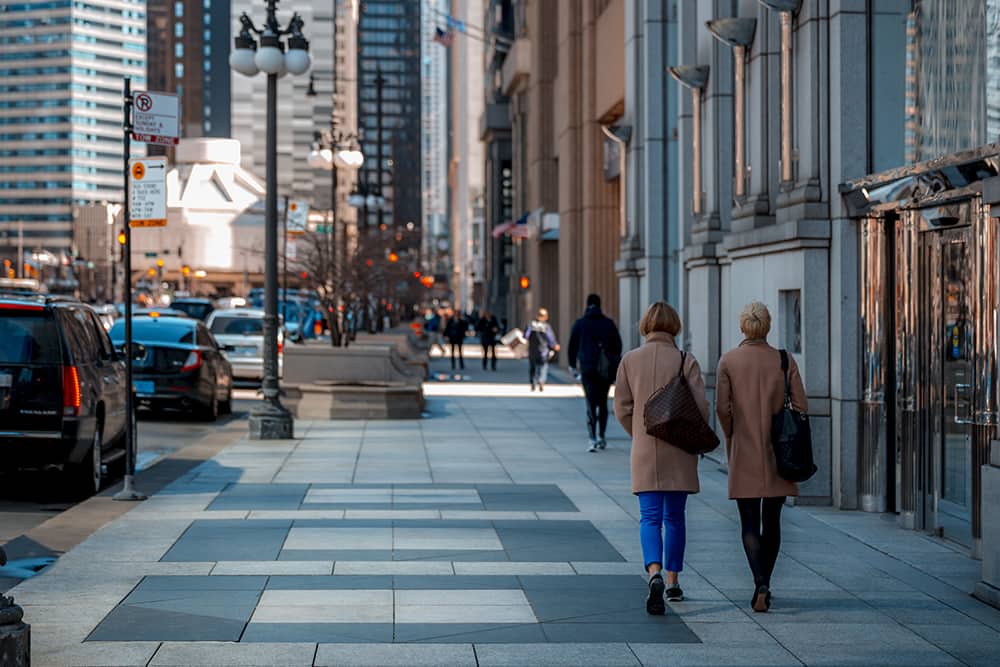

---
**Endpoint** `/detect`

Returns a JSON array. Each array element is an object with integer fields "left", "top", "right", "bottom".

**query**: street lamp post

[{"left": 230, "top": 0, "right": 311, "bottom": 440}]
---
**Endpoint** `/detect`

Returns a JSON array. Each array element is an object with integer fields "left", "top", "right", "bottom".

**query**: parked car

[
  {"left": 168, "top": 297, "right": 215, "bottom": 321},
  {"left": 0, "top": 293, "right": 128, "bottom": 495},
  {"left": 109, "top": 315, "right": 233, "bottom": 420},
  {"left": 206, "top": 308, "right": 282, "bottom": 383}
]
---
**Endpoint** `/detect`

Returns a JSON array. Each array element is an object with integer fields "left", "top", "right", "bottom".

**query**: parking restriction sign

[
  {"left": 131, "top": 91, "right": 180, "bottom": 145},
  {"left": 129, "top": 158, "right": 167, "bottom": 227}
]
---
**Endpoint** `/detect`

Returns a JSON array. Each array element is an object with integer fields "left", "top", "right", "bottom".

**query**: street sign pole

[{"left": 114, "top": 76, "right": 146, "bottom": 502}]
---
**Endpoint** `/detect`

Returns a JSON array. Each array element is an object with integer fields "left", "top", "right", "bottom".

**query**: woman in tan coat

[
  {"left": 614, "top": 302, "right": 709, "bottom": 614},
  {"left": 716, "top": 302, "right": 808, "bottom": 613}
]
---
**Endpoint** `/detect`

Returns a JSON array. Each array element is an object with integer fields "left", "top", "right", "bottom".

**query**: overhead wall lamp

[
  {"left": 668, "top": 65, "right": 710, "bottom": 216},
  {"left": 758, "top": 0, "right": 801, "bottom": 184},
  {"left": 706, "top": 18, "right": 756, "bottom": 199}
]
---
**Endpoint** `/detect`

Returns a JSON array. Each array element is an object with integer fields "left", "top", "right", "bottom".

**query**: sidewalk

[{"left": 10, "top": 352, "right": 1000, "bottom": 666}]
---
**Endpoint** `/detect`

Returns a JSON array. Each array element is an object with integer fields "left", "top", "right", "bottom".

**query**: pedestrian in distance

[
  {"left": 613, "top": 302, "right": 708, "bottom": 613},
  {"left": 568, "top": 293, "right": 623, "bottom": 452},
  {"left": 424, "top": 309, "right": 446, "bottom": 357},
  {"left": 444, "top": 309, "right": 467, "bottom": 370},
  {"left": 524, "top": 308, "right": 559, "bottom": 391},
  {"left": 476, "top": 310, "right": 501, "bottom": 371},
  {"left": 715, "top": 301, "right": 808, "bottom": 613}
]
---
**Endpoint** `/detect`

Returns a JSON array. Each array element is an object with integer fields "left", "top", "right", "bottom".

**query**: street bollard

[{"left": 0, "top": 547, "right": 30, "bottom": 666}]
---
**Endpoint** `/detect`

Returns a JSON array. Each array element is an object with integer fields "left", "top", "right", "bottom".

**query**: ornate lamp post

[{"left": 230, "top": 0, "right": 311, "bottom": 439}]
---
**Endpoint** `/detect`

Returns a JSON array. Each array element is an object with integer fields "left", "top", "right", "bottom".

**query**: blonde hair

[
  {"left": 639, "top": 302, "right": 682, "bottom": 337},
  {"left": 537, "top": 308, "right": 548, "bottom": 319},
  {"left": 739, "top": 301, "right": 771, "bottom": 339}
]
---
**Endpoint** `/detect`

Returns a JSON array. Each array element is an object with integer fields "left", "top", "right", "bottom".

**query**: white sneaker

[{"left": 587, "top": 438, "right": 600, "bottom": 453}]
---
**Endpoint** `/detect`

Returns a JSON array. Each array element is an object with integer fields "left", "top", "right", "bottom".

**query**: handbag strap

[
  {"left": 677, "top": 350, "right": 687, "bottom": 378},
  {"left": 779, "top": 349, "right": 791, "bottom": 408}
]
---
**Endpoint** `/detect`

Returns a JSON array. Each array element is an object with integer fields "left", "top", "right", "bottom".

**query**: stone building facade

[{"left": 611, "top": 0, "right": 1000, "bottom": 604}]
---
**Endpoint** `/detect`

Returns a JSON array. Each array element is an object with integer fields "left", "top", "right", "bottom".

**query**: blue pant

[{"left": 638, "top": 491, "right": 688, "bottom": 572}]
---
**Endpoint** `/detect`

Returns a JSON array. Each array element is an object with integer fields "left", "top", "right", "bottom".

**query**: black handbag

[
  {"left": 770, "top": 350, "right": 817, "bottom": 482},
  {"left": 644, "top": 350, "right": 720, "bottom": 455}
]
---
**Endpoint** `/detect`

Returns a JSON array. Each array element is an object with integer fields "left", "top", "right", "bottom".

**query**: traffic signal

[
  {"left": 117, "top": 230, "right": 126, "bottom": 245},
  {"left": 181, "top": 265, "right": 191, "bottom": 276},
  {"left": 156, "top": 258, "right": 164, "bottom": 268},
  {"left": 388, "top": 252, "right": 399, "bottom": 263},
  {"left": 147, "top": 268, "right": 156, "bottom": 277},
  {"left": 413, "top": 271, "right": 421, "bottom": 279},
  {"left": 519, "top": 276, "right": 530, "bottom": 290}
]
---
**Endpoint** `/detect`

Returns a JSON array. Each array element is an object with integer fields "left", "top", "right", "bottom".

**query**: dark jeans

[
  {"left": 450, "top": 342, "right": 465, "bottom": 369},
  {"left": 481, "top": 342, "right": 497, "bottom": 369},
  {"left": 581, "top": 372, "right": 611, "bottom": 439},
  {"left": 736, "top": 497, "right": 786, "bottom": 588}
]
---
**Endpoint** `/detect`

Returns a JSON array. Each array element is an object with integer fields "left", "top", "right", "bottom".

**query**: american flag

[
  {"left": 509, "top": 213, "right": 530, "bottom": 239},
  {"left": 433, "top": 27, "right": 454, "bottom": 48}
]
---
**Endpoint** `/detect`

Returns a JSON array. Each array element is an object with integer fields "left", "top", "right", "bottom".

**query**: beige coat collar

[{"left": 645, "top": 332, "right": 676, "bottom": 346}]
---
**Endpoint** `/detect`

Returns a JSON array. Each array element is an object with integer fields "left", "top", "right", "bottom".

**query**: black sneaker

[
  {"left": 665, "top": 584, "right": 684, "bottom": 602},
  {"left": 646, "top": 575, "right": 666, "bottom": 615}
]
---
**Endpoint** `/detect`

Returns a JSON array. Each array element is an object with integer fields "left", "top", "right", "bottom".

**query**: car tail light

[
  {"left": 180, "top": 350, "right": 202, "bottom": 372},
  {"left": 62, "top": 366, "right": 81, "bottom": 416}
]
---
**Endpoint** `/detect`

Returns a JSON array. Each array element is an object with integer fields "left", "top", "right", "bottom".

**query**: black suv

[{"left": 0, "top": 294, "right": 128, "bottom": 495}]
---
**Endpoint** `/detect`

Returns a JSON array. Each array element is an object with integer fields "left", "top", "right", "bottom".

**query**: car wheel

[
  {"left": 201, "top": 389, "right": 219, "bottom": 422},
  {"left": 220, "top": 387, "right": 232, "bottom": 415},
  {"left": 70, "top": 424, "right": 102, "bottom": 498}
]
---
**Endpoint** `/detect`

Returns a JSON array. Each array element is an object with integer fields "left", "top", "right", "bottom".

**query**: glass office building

[
  {"left": 0, "top": 0, "right": 146, "bottom": 256},
  {"left": 357, "top": 0, "right": 422, "bottom": 245}
]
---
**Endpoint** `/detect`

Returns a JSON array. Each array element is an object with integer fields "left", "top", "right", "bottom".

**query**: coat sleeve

[
  {"left": 686, "top": 355, "right": 710, "bottom": 421},
  {"left": 715, "top": 356, "right": 733, "bottom": 439},
  {"left": 567, "top": 321, "right": 580, "bottom": 368},
  {"left": 788, "top": 356, "right": 809, "bottom": 413},
  {"left": 613, "top": 358, "right": 634, "bottom": 436}
]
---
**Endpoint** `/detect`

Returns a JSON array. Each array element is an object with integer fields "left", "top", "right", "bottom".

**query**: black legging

[
  {"left": 581, "top": 372, "right": 611, "bottom": 439},
  {"left": 450, "top": 342, "right": 465, "bottom": 369},
  {"left": 481, "top": 342, "right": 497, "bottom": 369},
  {"left": 736, "top": 497, "right": 785, "bottom": 588}
]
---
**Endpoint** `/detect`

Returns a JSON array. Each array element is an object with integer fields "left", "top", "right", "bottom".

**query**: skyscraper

[
  {"left": 421, "top": 0, "right": 448, "bottom": 275},
  {"left": 146, "top": 0, "right": 231, "bottom": 141},
  {"left": 357, "top": 0, "right": 422, "bottom": 247},
  {"left": 0, "top": 0, "right": 147, "bottom": 257}
]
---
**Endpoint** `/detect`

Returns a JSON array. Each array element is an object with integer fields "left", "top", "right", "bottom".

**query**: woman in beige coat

[
  {"left": 614, "top": 302, "right": 709, "bottom": 614},
  {"left": 716, "top": 302, "right": 808, "bottom": 613}
]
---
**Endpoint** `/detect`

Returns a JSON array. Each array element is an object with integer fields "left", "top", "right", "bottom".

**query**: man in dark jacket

[{"left": 568, "top": 293, "right": 623, "bottom": 452}]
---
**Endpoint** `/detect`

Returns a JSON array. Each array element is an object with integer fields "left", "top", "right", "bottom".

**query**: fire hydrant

[{"left": 0, "top": 547, "right": 30, "bottom": 666}]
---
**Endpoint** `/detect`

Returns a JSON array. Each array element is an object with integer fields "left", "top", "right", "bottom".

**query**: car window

[
  {"left": 196, "top": 324, "right": 215, "bottom": 348},
  {"left": 172, "top": 302, "right": 212, "bottom": 320},
  {"left": 210, "top": 316, "right": 264, "bottom": 336},
  {"left": 0, "top": 309, "right": 62, "bottom": 363},
  {"left": 60, "top": 308, "right": 99, "bottom": 364},
  {"left": 88, "top": 312, "right": 114, "bottom": 360},
  {"left": 110, "top": 318, "right": 195, "bottom": 344}
]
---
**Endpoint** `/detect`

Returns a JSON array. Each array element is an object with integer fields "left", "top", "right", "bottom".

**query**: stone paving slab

[{"left": 11, "top": 354, "right": 1000, "bottom": 665}]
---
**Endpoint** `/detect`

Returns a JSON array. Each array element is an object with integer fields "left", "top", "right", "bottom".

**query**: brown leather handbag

[{"left": 643, "top": 349, "right": 720, "bottom": 455}]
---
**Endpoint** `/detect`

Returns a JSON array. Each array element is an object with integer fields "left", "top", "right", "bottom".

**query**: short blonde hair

[
  {"left": 537, "top": 308, "right": 548, "bottom": 319},
  {"left": 639, "top": 302, "right": 682, "bottom": 337},
  {"left": 739, "top": 302, "right": 771, "bottom": 339}
]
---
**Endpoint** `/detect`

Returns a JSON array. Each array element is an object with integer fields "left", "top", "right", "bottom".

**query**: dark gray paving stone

[
  {"left": 519, "top": 575, "right": 640, "bottom": 590},
  {"left": 132, "top": 575, "right": 268, "bottom": 592},
  {"left": 393, "top": 575, "right": 521, "bottom": 590},
  {"left": 476, "top": 484, "right": 578, "bottom": 512},
  {"left": 241, "top": 623, "right": 394, "bottom": 643},
  {"left": 161, "top": 521, "right": 291, "bottom": 562},
  {"left": 495, "top": 521, "right": 624, "bottom": 562},
  {"left": 207, "top": 484, "right": 309, "bottom": 510},
  {"left": 393, "top": 623, "right": 548, "bottom": 644},
  {"left": 88, "top": 605, "right": 253, "bottom": 642},
  {"left": 266, "top": 575, "right": 391, "bottom": 590},
  {"left": 541, "top": 622, "right": 699, "bottom": 644}
]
